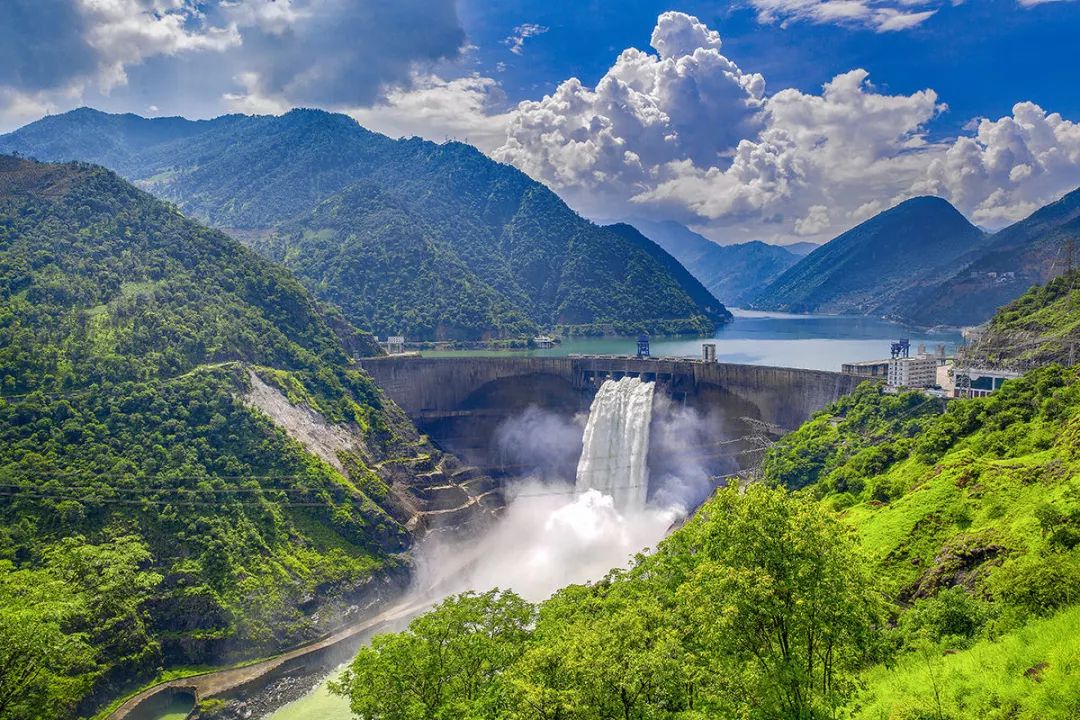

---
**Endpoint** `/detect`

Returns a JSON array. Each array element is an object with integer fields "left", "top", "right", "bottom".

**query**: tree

[
  {"left": 514, "top": 580, "right": 689, "bottom": 720},
  {"left": 331, "top": 590, "right": 534, "bottom": 720},
  {"left": 0, "top": 563, "right": 94, "bottom": 720},
  {"left": 666, "top": 484, "right": 883, "bottom": 719}
]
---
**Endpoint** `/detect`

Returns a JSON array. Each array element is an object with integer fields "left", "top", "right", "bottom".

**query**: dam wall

[
  {"left": 362, "top": 356, "right": 861, "bottom": 431},
  {"left": 361, "top": 356, "right": 864, "bottom": 473}
]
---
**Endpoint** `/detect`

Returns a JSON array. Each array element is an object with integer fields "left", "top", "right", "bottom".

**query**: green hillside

[
  {"left": 898, "top": 187, "right": 1080, "bottom": 328},
  {"left": 0, "top": 109, "right": 730, "bottom": 340},
  {"left": 0, "top": 157, "right": 442, "bottom": 718},
  {"left": 960, "top": 269, "right": 1080, "bottom": 368},
  {"left": 250, "top": 182, "right": 536, "bottom": 341},
  {"left": 330, "top": 362, "right": 1080, "bottom": 718}
]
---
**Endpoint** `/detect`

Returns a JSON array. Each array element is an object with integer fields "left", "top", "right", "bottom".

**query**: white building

[{"left": 888, "top": 356, "right": 938, "bottom": 388}]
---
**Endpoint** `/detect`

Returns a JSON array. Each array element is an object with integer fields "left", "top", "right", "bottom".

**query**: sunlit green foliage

[
  {"left": 332, "top": 590, "right": 535, "bottom": 720},
  {"left": 967, "top": 268, "right": 1080, "bottom": 367},
  {"left": 335, "top": 485, "right": 882, "bottom": 719},
  {"left": 762, "top": 364, "right": 1080, "bottom": 717},
  {"left": 0, "top": 157, "right": 416, "bottom": 718},
  {"left": 337, "top": 362, "right": 1080, "bottom": 720}
]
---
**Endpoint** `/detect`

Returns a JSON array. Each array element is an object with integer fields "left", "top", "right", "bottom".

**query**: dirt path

[{"left": 110, "top": 599, "right": 428, "bottom": 720}]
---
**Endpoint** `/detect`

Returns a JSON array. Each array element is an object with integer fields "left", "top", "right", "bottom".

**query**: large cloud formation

[
  {"left": 495, "top": 12, "right": 767, "bottom": 217},
  {"left": 0, "top": 0, "right": 468, "bottom": 116},
  {"left": 917, "top": 103, "right": 1080, "bottom": 226},
  {"left": 495, "top": 12, "right": 1080, "bottom": 243}
]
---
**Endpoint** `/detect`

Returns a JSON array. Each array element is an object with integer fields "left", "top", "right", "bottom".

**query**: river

[
  {"left": 421, "top": 309, "right": 964, "bottom": 371},
  {"left": 264, "top": 671, "right": 351, "bottom": 720}
]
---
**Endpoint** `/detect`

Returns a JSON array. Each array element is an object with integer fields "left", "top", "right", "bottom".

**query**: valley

[
  {"left": 1, "top": 146, "right": 1077, "bottom": 720},
  {"left": 1, "top": 8, "right": 1079, "bottom": 717}
]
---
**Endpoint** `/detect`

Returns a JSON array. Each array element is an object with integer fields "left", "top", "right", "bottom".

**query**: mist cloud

[{"left": 493, "top": 406, "right": 585, "bottom": 481}]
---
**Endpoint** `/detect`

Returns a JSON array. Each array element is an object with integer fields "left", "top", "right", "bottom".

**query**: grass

[{"left": 854, "top": 604, "right": 1080, "bottom": 720}]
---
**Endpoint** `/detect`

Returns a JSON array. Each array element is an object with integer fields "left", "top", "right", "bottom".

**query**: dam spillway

[{"left": 576, "top": 377, "right": 656, "bottom": 513}]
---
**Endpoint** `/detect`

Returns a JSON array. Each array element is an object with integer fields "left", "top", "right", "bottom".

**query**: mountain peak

[
  {"left": 879, "top": 195, "right": 970, "bottom": 222},
  {"left": 750, "top": 194, "right": 986, "bottom": 314}
]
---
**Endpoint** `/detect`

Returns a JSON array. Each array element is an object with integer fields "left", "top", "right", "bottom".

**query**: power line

[
  {"left": 0, "top": 469, "right": 756, "bottom": 507},
  {"left": 0, "top": 443, "right": 770, "bottom": 505},
  {"left": 0, "top": 490, "right": 332, "bottom": 508},
  {"left": 0, "top": 445, "right": 765, "bottom": 495},
  {"left": 0, "top": 434, "right": 774, "bottom": 484}
]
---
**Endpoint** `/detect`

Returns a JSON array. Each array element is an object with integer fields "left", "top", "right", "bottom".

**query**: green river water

[{"left": 264, "top": 669, "right": 350, "bottom": 720}]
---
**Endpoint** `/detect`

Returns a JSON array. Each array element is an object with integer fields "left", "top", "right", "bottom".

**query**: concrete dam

[{"left": 362, "top": 355, "right": 863, "bottom": 482}]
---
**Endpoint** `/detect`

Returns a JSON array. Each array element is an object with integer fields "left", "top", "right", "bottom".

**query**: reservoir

[{"left": 421, "top": 309, "right": 965, "bottom": 371}]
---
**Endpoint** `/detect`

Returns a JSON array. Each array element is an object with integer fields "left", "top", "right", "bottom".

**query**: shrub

[
  {"left": 989, "top": 552, "right": 1080, "bottom": 616},
  {"left": 898, "top": 587, "right": 993, "bottom": 649}
]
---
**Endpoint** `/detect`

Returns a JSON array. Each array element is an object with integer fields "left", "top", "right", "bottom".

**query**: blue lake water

[{"left": 422, "top": 309, "right": 965, "bottom": 372}]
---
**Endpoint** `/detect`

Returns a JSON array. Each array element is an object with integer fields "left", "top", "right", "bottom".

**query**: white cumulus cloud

[
  {"left": 493, "top": 12, "right": 1080, "bottom": 244},
  {"left": 494, "top": 12, "right": 766, "bottom": 218},
  {"left": 916, "top": 102, "right": 1080, "bottom": 225}
]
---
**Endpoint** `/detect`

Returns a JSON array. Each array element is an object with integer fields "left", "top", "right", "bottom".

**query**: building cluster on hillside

[
  {"left": 967, "top": 270, "right": 1017, "bottom": 283},
  {"left": 841, "top": 340, "right": 1020, "bottom": 399}
]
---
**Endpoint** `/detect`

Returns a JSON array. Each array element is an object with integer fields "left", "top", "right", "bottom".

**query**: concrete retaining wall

[{"left": 362, "top": 356, "right": 862, "bottom": 433}]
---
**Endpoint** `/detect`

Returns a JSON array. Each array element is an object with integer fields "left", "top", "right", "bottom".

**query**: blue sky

[
  {"left": 459, "top": 0, "right": 1080, "bottom": 137},
  {"left": 1, "top": 1, "right": 1078, "bottom": 244}
]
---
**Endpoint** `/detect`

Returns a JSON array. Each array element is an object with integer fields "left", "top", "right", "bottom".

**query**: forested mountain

[
  {"left": 614, "top": 218, "right": 802, "bottom": 305},
  {"left": 896, "top": 186, "right": 1080, "bottom": 327},
  {"left": 602, "top": 223, "right": 730, "bottom": 315},
  {"left": 0, "top": 156, "right": 480, "bottom": 717},
  {"left": 0, "top": 108, "right": 730, "bottom": 340},
  {"left": 331, "top": 360, "right": 1080, "bottom": 719},
  {"left": 749, "top": 196, "right": 988, "bottom": 314}
]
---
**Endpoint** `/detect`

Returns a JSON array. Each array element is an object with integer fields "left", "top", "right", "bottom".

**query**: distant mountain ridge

[
  {"left": 749, "top": 196, "right": 990, "bottom": 316},
  {"left": 895, "top": 186, "right": 1080, "bottom": 327},
  {"left": 782, "top": 241, "right": 820, "bottom": 257},
  {"left": 617, "top": 218, "right": 802, "bottom": 305},
  {"left": 0, "top": 108, "right": 730, "bottom": 340}
]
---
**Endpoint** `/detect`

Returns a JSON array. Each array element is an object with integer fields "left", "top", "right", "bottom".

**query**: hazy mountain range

[
  {"left": 609, "top": 218, "right": 813, "bottom": 307},
  {"left": 740, "top": 192, "right": 1079, "bottom": 328}
]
